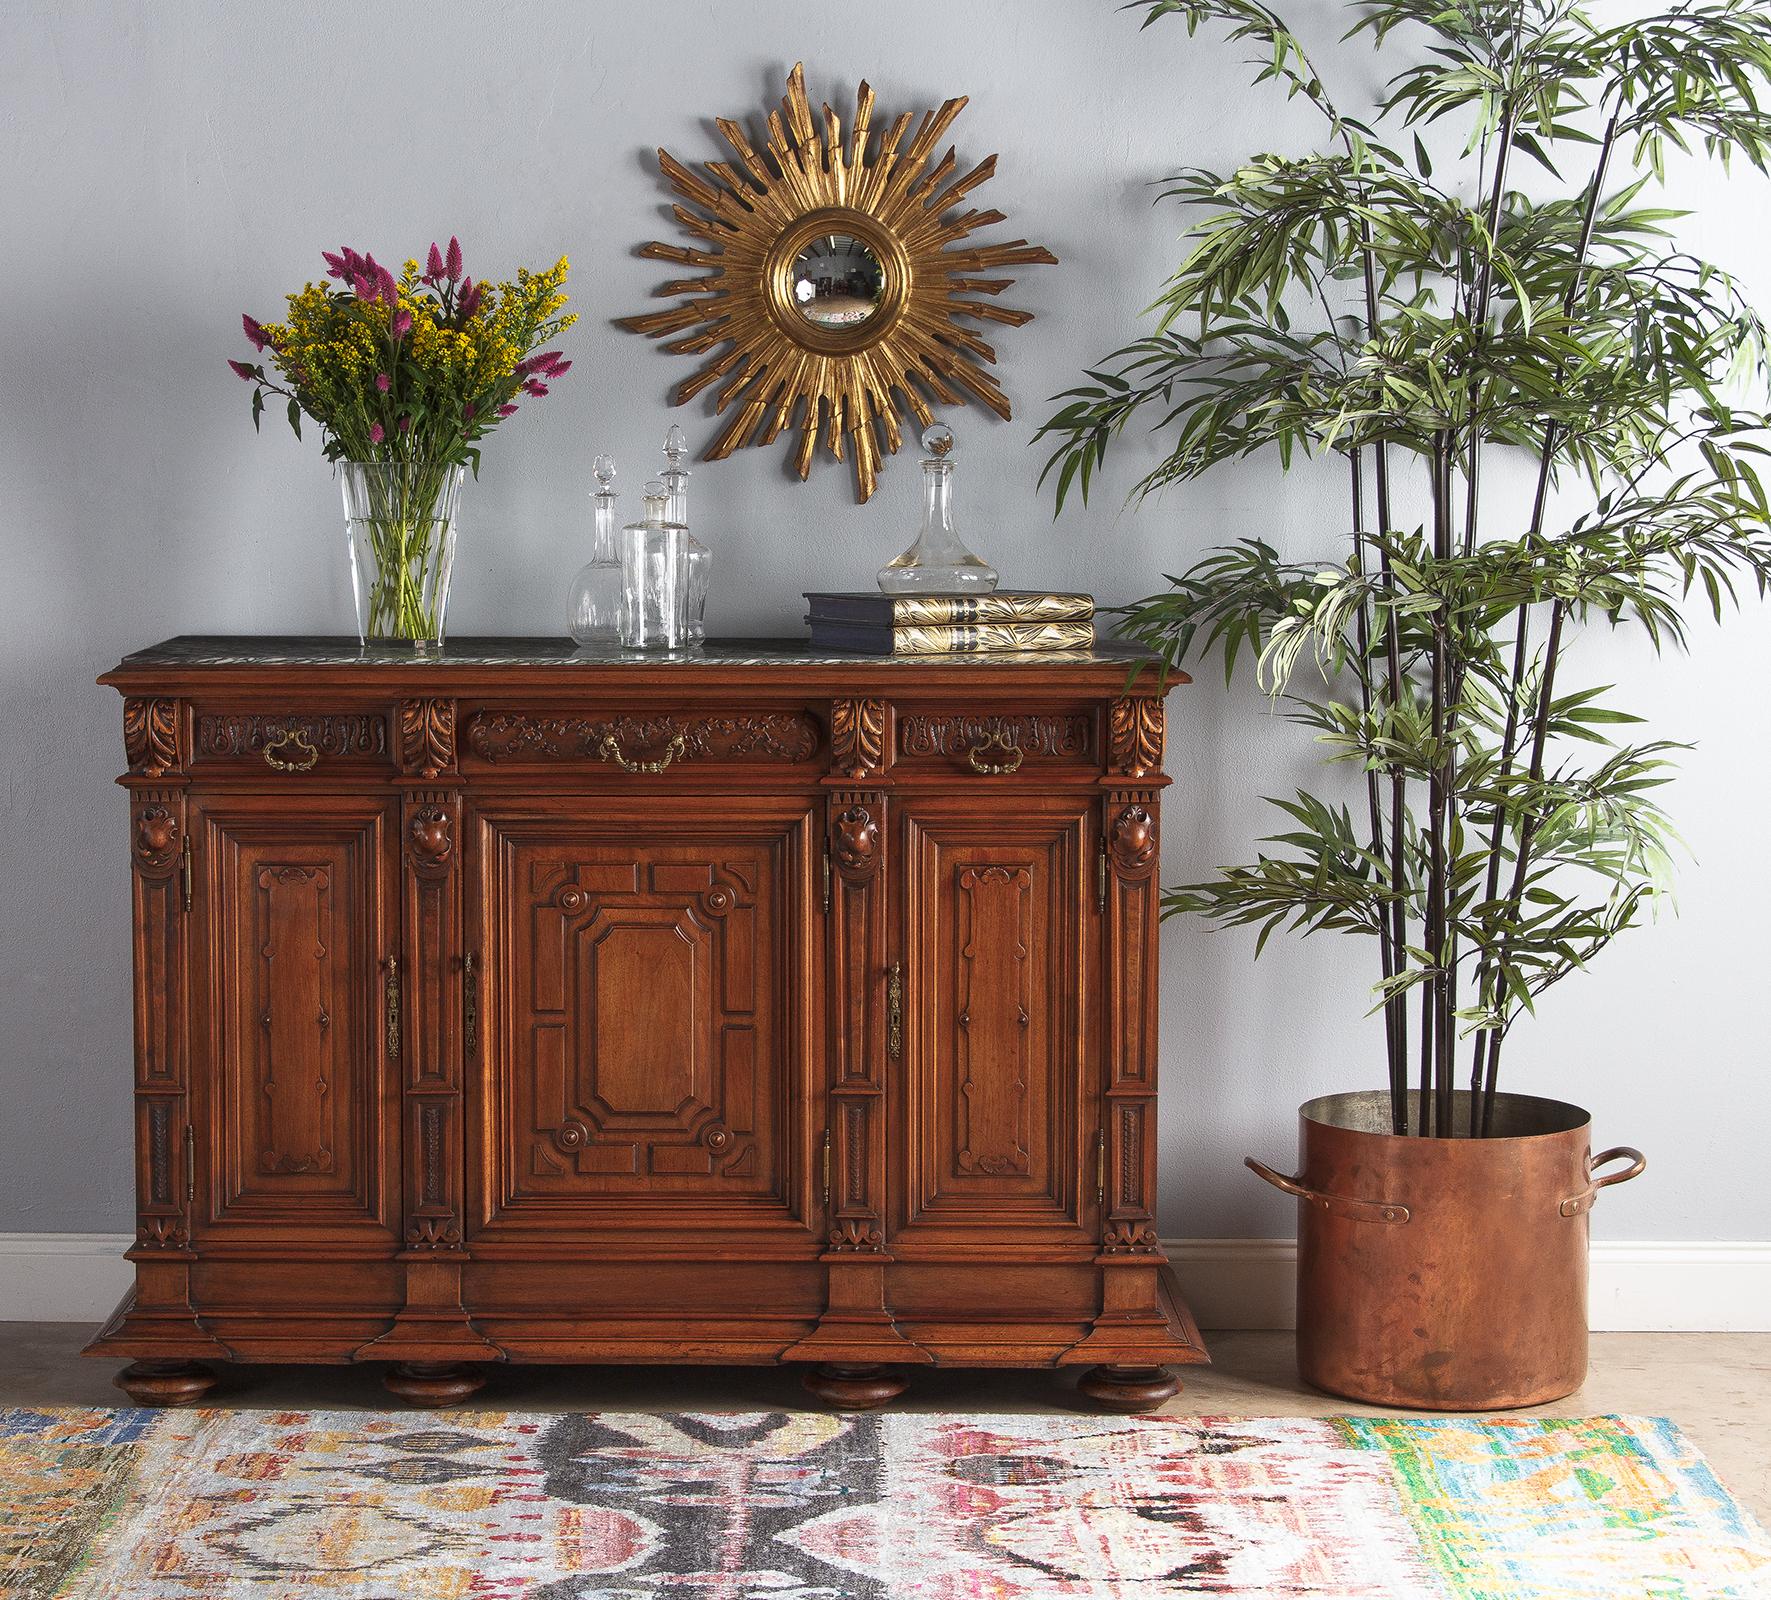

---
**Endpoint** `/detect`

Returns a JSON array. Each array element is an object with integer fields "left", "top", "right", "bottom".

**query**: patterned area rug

[{"left": 2, "top": 1408, "right": 1767, "bottom": 1598}]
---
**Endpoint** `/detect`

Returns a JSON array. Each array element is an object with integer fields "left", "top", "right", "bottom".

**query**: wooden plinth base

[
  {"left": 381, "top": 1362, "right": 486, "bottom": 1408},
  {"left": 115, "top": 1360, "right": 219, "bottom": 1407},
  {"left": 1077, "top": 1364, "right": 1179, "bottom": 1412},
  {"left": 800, "top": 1363, "right": 908, "bottom": 1411}
]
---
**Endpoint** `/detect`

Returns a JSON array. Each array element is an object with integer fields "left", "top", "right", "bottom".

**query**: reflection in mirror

[{"left": 790, "top": 236, "right": 885, "bottom": 328}]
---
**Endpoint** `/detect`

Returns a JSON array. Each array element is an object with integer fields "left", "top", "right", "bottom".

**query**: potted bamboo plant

[{"left": 1041, "top": 0, "right": 1771, "bottom": 1407}]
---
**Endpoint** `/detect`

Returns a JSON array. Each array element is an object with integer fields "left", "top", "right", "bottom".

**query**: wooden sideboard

[{"left": 90, "top": 637, "right": 1205, "bottom": 1410}]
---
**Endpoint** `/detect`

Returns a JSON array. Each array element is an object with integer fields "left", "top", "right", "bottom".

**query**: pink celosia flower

[
  {"left": 522, "top": 379, "right": 549, "bottom": 397},
  {"left": 426, "top": 242, "right": 445, "bottom": 280},
  {"left": 377, "top": 266, "right": 399, "bottom": 305},
  {"left": 497, "top": 403, "right": 518, "bottom": 417},
  {"left": 546, "top": 358, "right": 572, "bottom": 378},
  {"left": 369, "top": 422, "right": 385, "bottom": 444},
  {"left": 464, "top": 402, "right": 476, "bottom": 420},
  {"left": 392, "top": 309, "right": 411, "bottom": 337},
  {"left": 375, "top": 372, "right": 391, "bottom": 393},
  {"left": 242, "top": 314, "right": 269, "bottom": 351},
  {"left": 228, "top": 359, "right": 257, "bottom": 380},
  {"left": 445, "top": 236, "right": 462, "bottom": 281},
  {"left": 459, "top": 279, "right": 481, "bottom": 318},
  {"left": 397, "top": 415, "right": 410, "bottom": 433},
  {"left": 352, "top": 275, "right": 376, "bottom": 301}
]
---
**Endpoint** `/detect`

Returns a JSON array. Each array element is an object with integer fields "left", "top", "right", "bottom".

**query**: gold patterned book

[
  {"left": 803, "top": 590, "right": 1095, "bottom": 627},
  {"left": 807, "top": 619, "right": 1097, "bottom": 655}
]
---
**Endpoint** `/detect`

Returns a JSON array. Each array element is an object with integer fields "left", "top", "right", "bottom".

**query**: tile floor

[{"left": 3, "top": 1324, "right": 1766, "bottom": 1523}]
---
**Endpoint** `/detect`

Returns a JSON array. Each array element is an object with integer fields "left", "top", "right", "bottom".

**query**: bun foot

[
  {"left": 801, "top": 1363, "right": 908, "bottom": 1411},
  {"left": 1078, "top": 1364, "right": 1179, "bottom": 1412},
  {"left": 115, "top": 1360, "right": 218, "bottom": 1407},
  {"left": 382, "top": 1361, "right": 485, "bottom": 1408}
]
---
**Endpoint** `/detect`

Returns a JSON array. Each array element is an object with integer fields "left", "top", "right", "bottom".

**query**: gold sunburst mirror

[{"left": 619, "top": 63, "right": 1057, "bottom": 501}]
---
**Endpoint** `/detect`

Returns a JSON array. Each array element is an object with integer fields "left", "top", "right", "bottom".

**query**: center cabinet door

[
  {"left": 890, "top": 794, "right": 1102, "bottom": 1248},
  {"left": 468, "top": 796, "right": 821, "bottom": 1247}
]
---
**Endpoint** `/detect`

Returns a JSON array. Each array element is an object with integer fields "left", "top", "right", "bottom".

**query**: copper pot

[{"left": 1248, "top": 1090, "right": 1644, "bottom": 1410}]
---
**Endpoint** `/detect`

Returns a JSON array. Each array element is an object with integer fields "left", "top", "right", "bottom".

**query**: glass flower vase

[{"left": 340, "top": 461, "right": 465, "bottom": 649}]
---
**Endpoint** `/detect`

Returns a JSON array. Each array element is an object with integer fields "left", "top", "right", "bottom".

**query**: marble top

[{"left": 115, "top": 635, "right": 1161, "bottom": 670}]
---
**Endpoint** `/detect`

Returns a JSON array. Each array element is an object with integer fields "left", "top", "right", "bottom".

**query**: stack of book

[{"left": 804, "top": 591, "right": 1096, "bottom": 654}]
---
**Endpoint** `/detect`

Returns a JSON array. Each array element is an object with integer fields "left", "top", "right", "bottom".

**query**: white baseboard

[
  {"left": 2, "top": 1232, "right": 1768, "bottom": 1332},
  {"left": 1166, "top": 1238, "right": 1771, "bottom": 1332}
]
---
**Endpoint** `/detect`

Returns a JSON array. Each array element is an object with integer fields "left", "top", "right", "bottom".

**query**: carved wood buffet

[{"left": 91, "top": 637, "right": 1205, "bottom": 1410}]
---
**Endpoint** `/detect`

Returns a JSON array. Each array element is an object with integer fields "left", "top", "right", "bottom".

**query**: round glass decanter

[
  {"left": 877, "top": 424, "right": 998, "bottom": 593},
  {"left": 619, "top": 483, "right": 691, "bottom": 651},
  {"left": 568, "top": 454, "right": 624, "bottom": 646},
  {"left": 661, "top": 425, "right": 710, "bottom": 644}
]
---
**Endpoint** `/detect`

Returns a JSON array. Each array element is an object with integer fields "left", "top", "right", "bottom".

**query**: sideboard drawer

[
  {"left": 191, "top": 708, "right": 393, "bottom": 775},
  {"left": 461, "top": 706, "right": 824, "bottom": 774},
  {"left": 893, "top": 704, "right": 1099, "bottom": 775}
]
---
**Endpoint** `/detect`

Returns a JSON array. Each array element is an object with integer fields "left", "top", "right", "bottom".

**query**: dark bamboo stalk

[
  {"left": 1359, "top": 215, "right": 1412, "bottom": 1132},
  {"left": 1428, "top": 435, "right": 1457, "bottom": 1136},
  {"left": 1479, "top": 598, "right": 1566, "bottom": 1128},
  {"left": 1467, "top": 115, "right": 1621, "bottom": 1130},
  {"left": 1463, "top": 112, "right": 1517, "bottom": 560},
  {"left": 1351, "top": 451, "right": 1408, "bottom": 1130}
]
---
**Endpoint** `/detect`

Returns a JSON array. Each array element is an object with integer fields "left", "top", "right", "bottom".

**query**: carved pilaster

[
  {"left": 398, "top": 698, "right": 457, "bottom": 779},
  {"left": 830, "top": 699, "right": 887, "bottom": 779},
  {"left": 1099, "top": 789, "right": 1163, "bottom": 1258},
  {"left": 1108, "top": 696, "right": 1164, "bottom": 779},
  {"left": 825, "top": 790, "right": 887, "bottom": 1255},
  {"left": 124, "top": 698, "right": 182, "bottom": 778}
]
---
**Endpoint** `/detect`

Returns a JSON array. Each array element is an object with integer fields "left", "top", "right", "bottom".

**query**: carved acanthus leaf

[
  {"left": 828, "top": 1219, "right": 886, "bottom": 1252},
  {"left": 398, "top": 699, "right": 456, "bottom": 778},
  {"left": 1108, "top": 697, "right": 1164, "bottom": 778},
  {"left": 1101, "top": 1221, "right": 1161, "bottom": 1255},
  {"left": 830, "top": 699, "right": 886, "bottom": 777},
  {"left": 124, "top": 698, "right": 181, "bottom": 777}
]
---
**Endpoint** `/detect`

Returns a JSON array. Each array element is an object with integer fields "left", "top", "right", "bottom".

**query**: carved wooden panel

[
  {"left": 894, "top": 801, "right": 1095, "bottom": 1239},
  {"left": 189, "top": 797, "right": 395, "bottom": 1237},
  {"left": 466, "top": 711, "right": 819, "bottom": 765},
  {"left": 477, "top": 806, "right": 813, "bottom": 1231},
  {"left": 897, "top": 709, "right": 1093, "bottom": 765},
  {"left": 194, "top": 711, "right": 388, "bottom": 766}
]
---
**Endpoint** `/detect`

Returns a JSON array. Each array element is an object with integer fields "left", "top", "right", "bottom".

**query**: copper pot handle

[
  {"left": 1245, "top": 1157, "right": 1411, "bottom": 1225},
  {"left": 1560, "top": 1145, "right": 1646, "bottom": 1217}
]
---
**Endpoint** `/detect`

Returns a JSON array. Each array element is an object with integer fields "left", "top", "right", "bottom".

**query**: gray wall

[{"left": 2, "top": 0, "right": 1765, "bottom": 1242}]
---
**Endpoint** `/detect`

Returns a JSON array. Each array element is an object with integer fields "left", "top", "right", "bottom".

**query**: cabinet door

[
  {"left": 188, "top": 795, "right": 400, "bottom": 1245},
  {"left": 470, "top": 798, "right": 818, "bottom": 1243},
  {"left": 891, "top": 796, "right": 1099, "bottom": 1245}
]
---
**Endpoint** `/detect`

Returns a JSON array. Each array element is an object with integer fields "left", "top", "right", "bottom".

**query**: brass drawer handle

[
  {"left": 264, "top": 728, "right": 320, "bottom": 771},
  {"left": 966, "top": 728, "right": 1024, "bottom": 775},
  {"left": 885, "top": 961, "right": 903, "bottom": 1060},
  {"left": 599, "top": 731, "right": 686, "bottom": 774}
]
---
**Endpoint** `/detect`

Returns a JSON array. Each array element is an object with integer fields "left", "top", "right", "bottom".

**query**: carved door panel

[
  {"left": 188, "top": 795, "right": 399, "bottom": 1244},
  {"left": 891, "top": 798, "right": 1099, "bottom": 1245},
  {"left": 471, "top": 799, "right": 817, "bottom": 1241}
]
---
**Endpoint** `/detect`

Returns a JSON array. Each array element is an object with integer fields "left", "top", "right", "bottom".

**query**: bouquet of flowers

[{"left": 230, "top": 239, "right": 576, "bottom": 643}]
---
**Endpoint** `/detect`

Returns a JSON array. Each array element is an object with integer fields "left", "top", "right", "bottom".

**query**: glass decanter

[
  {"left": 661, "top": 425, "right": 711, "bottom": 643},
  {"left": 877, "top": 424, "right": 998, "bottom": 593},
  {"left": 567, "top": 454, "right": 624, "bottom": 646},
  {"left": 619, "top": 481, "right": 690, "bottom": 650}
]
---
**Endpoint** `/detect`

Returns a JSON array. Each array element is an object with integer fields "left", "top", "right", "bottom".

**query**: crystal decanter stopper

[
  {"left": 661, "top": 424, "right": 710, "bottom": 644},
  {"left": 877, "top": 424, "right": 998, "bottom": 593},
  {"left": 568, "top": 453, "right": 624, "bottom": 646}
]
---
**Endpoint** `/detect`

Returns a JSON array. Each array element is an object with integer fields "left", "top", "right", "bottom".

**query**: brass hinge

[
  {"left": 462, "top": 951, "right": 479, "bottom": 1059},
  {"left": 180, "top": 834, "right": 193, "bottom": 914},
  {"left": 821, "top": 842, "right": 832, "bottom": 914},
  {"left": 1095, "top": 1128, "right": 1106, "bottom": 1205},
  {"left": 1096, "top": 839, "right": 1108, "bottom": 911},
  {"left": 885, "top": 961, "right": 903, "bottom": 1060},
  {"left": 820, "top": 1128, "right": 832, "bottom": 1207},
  {"left": 383, "top": 957, "right": 400, "bottom": 1061},
  {"left": 184, "top": 1124, "right": 196, "bottom": 1204}
]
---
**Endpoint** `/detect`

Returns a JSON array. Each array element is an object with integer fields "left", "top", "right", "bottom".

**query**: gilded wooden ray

[{"left": 619, "top": 63, "right": 1057, "bottom": 502}]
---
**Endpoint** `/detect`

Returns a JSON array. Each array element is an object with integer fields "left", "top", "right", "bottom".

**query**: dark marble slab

[{"left": 115, "top": 635, "right": 1159, "bottom": 670}]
